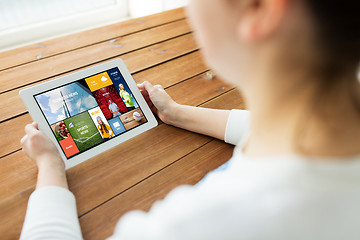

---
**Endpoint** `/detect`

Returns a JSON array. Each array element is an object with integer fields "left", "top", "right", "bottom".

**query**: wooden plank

[
  {"left": 0, "top": 188, "right": 33, "bottom": 240},
  {"left": 0, "top": 33, "right": 198, "bottom": 122},
  {"left": 0, "top": 71, "right": 233, "bottom": 195},
  {"left": 0, "top": 19, "right": 192, "bottom": 94},
  {"left": 201, "top": 88, "right": 247, "bottom": 110},
  {"left": 167, "top": 76, "right": 233, "bottom": 106},
  {"left": 0, "top": 51, "right": 209, "bottom": 158},
  {"left": 0, "top": 150, "right": 37, "bottom": 202},
  {"left": 0, "top": 125, "right": 211, "bottom": 240},
  {"left": 134, "top": 51, "right": 207, "bottom": 87},
  {"left": 0, "top": 7, "right": 251, "bottom": 240},
  {"left": 68, "top": 126, "right": 211, "bottom": 215},
  {"left": 0, "top": 72, "right": 238, "bottom": 202},
  {"left": 0, "top": 77, "right": 240, "bottom": 219},
  {"left": 79, "top": 140, "right": 234, "bottom": 240},
  {"left": 0, "top": 146, "right": 36, "bottom": 240},
  {"left": 0, "top": 80, "right": 243, "bottom": 240},
  {"left": 0, "top": 8, "right": 186, "bottom": 71},
  {"left": 122, "top": 34, "right": 197, "bottom": 74},
  {"left": 0, "top": 114, "right": 32, "bottom": 158}
]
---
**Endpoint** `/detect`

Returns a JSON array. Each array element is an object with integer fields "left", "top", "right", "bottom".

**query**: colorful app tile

[
  {"left": 63, "top": 112, "right": 103, "bottom": 152},
  {"left": 59, "top": 137, "right": 80, "bottom": 157},
  {"left": 35, "top": 81, "right": 98, "bottom": 125},
  {"left": 108, "top": 68, "right": 139, "bottom": 109},
  {"left": 92, "top": 85, "right": 128, "bottom": 119},
  {"left": 120, "top": 108, "right": 146, "bottom": 130},
  {"left": 51, "top": 121, "right": 71, "bottom": 142},
  {"left": 85, "top": 71, "right": 113, "bottom": 92},
  {"left": 88, "top": 107, "right": 115, "bottom": 139},
  {"left": 108, "top": 117, "right": 126, "bottom": 135},
  {"left": 51, "top": 121, "right": 80, "bottom": 157}
]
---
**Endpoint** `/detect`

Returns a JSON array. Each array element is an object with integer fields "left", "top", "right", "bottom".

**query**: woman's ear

[{"left": 236, "top": 0, "right": 288, "bottom": 42}]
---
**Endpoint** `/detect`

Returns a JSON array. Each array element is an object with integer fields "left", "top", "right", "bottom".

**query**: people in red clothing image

[{"left": 91, "top": 85, "right": 128, "bottom": 120}]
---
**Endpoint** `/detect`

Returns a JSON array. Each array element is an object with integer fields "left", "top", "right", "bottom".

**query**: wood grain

[
  {"left": 0, "top": 123, "right": 210, "bottom": 240},
  {"left": 0, "top": 19, "right": 192, "bottom": 94},
  {"left": 0, "top": 51, "right": 210, "bottom": 158},
  {"left": 0, "top": 33, "right": 198, "bottom": 122},
  {"left": 0, "top": 81, "right": 242, "bottom": 204},
  {"left": 79, "top": 140, "right": 234, "bottom": 240},
  {"left": 0, "top": 187, "right": 33, "bottom": 240},
  {"left": 0, "top": 7, "right": 248, "bottom": 240},
  {"left": 0, "top": 72, "right": 238, "bottom": 204},
  {"left": 133, "top": 51, "right": 207, "bottom": 86},
  {"left": 0, "top": 8, "right": 186, "bottom": 71},
  {"left": 201, "top": 88, "right": 247, "bottom": 110},
  {"left": 0, "top": 76, "right": 243, "bottom": 239},
  {"left": 0, "top": 88, "right": 244, "bottom": 240}
]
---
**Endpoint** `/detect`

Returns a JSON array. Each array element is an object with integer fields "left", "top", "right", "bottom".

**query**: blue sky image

[{"left": 36, "top": 82, "right": 98, "bottom": 125}]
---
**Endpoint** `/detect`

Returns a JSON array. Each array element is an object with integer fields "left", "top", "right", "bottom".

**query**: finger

[
  {"left": 142, "top": 81, "right": 156, "bottom": 93},
  {"left": 137, "top": 83, "right": 145, "bottom": 91},
  {"left": 25, "top": 123, "right": 39, "bottom": 135},
  {"left": 20, "top": 135, "right": 28, "bottom": 144},
  {"left": 153, "top": 84, "right": 164, "bottom": 90},
  {"left": 32, "top": 122, "right": 39, "bottom": 129},
  {"left": 140, "top": 89, "right": 150, "bottom": 101},
  {"left": 140, "top": 87, "right": 154, "bottom": 105},
  {"left": 150, "top": 105, "right": 158, "bottom": 113},
  {"left": 143, "top": 96, "right": 155, "bottom": 110}
]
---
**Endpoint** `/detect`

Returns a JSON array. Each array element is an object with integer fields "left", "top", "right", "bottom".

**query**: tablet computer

[{"left": 20, "top": 59, "right": 158, "bottom": 169}]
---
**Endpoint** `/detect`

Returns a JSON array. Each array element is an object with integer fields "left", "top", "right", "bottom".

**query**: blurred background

[{"left": 0, "top": 0, "right": 189, "bottom": 51}]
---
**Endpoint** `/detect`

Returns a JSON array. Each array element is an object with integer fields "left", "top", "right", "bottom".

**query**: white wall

[
  {"left": 129, "top": 0, "right": 188, "bottom": 18},
  {"left": 0, "top": 0, "right": 119, "bottom": 32},
  {"left": 0, "top": 0, "right": 188, "bottom": 52}
]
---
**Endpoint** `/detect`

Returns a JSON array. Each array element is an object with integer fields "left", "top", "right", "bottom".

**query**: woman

[
  {"left": 20, "top": 0, "right": 360, "bottom": 239},
  {"left": 96, "top": 116, "right": 114, "bottom": 140}
]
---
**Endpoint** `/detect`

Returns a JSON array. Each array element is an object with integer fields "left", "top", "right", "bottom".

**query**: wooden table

[{"left": 0, "top": 8, "right": 245, "bottom": 239}]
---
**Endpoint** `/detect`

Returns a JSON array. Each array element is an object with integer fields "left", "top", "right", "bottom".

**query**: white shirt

[{"left": 20, "top": 110, "right": 360, "bottom": 240}]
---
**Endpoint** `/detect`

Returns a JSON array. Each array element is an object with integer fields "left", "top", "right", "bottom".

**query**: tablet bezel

[{"left": 20, "top": 58, "right": 158, "bottom": 169}]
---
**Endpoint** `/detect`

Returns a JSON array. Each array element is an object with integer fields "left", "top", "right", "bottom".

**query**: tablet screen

[{"left": 34, "top": 67, "right": 148, "bottom": 159}]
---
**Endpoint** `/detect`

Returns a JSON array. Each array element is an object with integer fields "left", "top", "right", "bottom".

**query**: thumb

[
  {"left": 25, "top": 123, "right": 39, "bottom": 135},
  {"left": 32, "top": 122, "right": 39, "bottom": 129}
]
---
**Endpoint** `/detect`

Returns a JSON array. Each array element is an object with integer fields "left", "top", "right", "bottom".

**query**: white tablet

[{"left": 20, "top": 59, "right": 158, "bottom": 169}]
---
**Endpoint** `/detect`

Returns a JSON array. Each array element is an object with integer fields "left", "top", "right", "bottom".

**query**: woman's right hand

[
  {"left": 21, "top": 122, "right": 68, "bottom": 189},
  {"left": 137, "top": 81, "right": 179, "bottom": 124},
  {"left": 21, "top": 122, "right": 64, "bottom": 171}
]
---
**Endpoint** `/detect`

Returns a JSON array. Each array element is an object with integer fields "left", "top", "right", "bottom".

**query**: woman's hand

[
  {"left": 21, "top": 122, "right": 64, "bottom": 169},
  {"left": 138, "top": 81, "right": 231, "bottom": 140},
  {"left": 138, "top": 81, "right": 179, "bottom": 124},
  {"left": 21, "top": 123, "right": 68, "bottom": 189}
]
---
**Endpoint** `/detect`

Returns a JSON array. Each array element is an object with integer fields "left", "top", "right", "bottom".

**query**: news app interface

[{"left": 35, "top": 67, "right": 147, "bottom": 159}]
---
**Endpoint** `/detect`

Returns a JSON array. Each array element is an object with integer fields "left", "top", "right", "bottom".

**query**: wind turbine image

[{"left": 60, "top": 90, "right": 70, "bottom": 118}]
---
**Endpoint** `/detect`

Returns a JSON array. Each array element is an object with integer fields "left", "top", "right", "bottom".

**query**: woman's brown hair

[
  {"left": 294, "top": 1, "right": 360, "bottom": 154},
  {"left": 305, "top": 1, "right": 360, "bottom": 77},
  {"left": 98, "top": 118, "right": 109, "bottom": 135}
]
